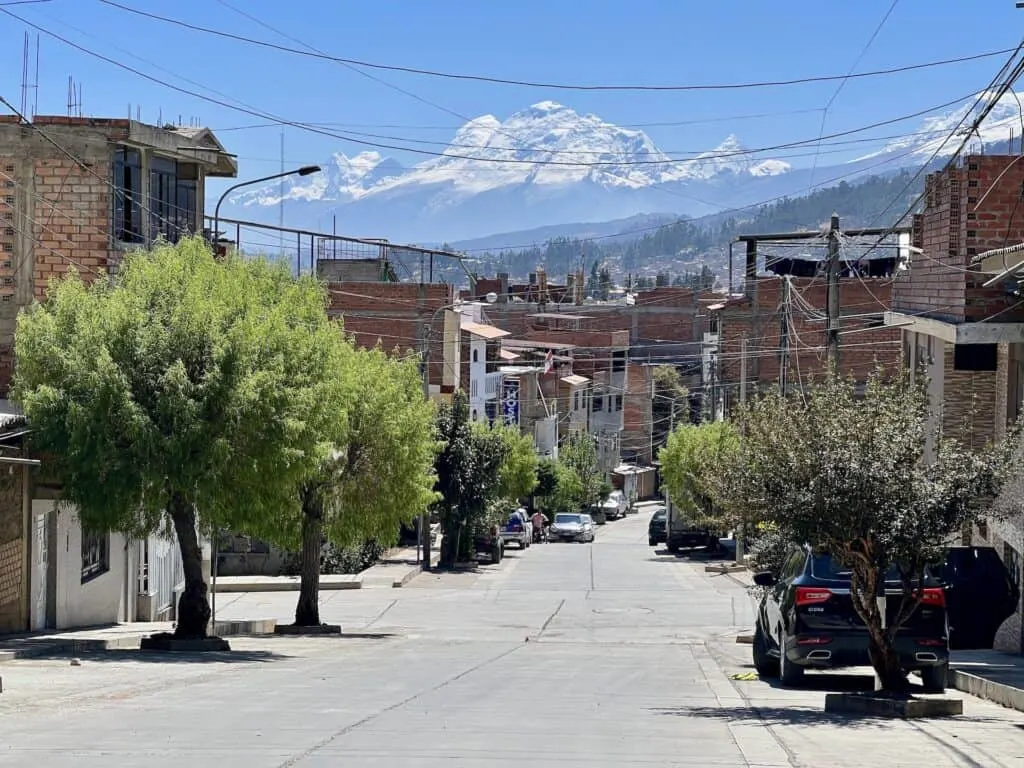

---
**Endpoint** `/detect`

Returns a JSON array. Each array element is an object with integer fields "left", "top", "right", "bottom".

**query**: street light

[
  {"left": 419, "top": 291, "right": 497, "bottom": 570},
  {"left": 211, "top": 165, "right": 322, "bottom": 256}
]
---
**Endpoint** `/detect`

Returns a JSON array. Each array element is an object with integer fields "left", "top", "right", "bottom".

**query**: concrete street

[{"left": 2, "top": 507, "right": 1024, "bottom": 766}]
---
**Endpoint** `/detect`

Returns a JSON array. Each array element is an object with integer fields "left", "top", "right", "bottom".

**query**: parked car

[
  {"left": 648, "top": 508, "right": 667, "bottom": 546},
  {"left": 752, "top": 546, "right": 949, "bottom": 691},
  {"left": 549, "top": 513, "right": 596, "bottom": 543},
  {"left": 601, "top": 491, "right": 628, "bottom": 521},
  {"left": 498, "top": 510, "right": 532, "bottom": 550},
  {"left": 473, "top": 526, "right": 504, "bottom": 564},
  {"left": 934, "top": 546, "right": 1019, "bottom": 650}
]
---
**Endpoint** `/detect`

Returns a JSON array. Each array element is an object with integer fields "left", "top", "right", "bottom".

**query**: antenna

[
  {"left": 31, "top": 34, "right": 39, "bottom": 118},
  {"left": 20, "top": 31, "right": 28, "bottom": 117}
]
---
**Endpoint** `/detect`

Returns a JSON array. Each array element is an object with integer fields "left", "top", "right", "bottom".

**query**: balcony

[{"left": 485, "top": 371, "right": 503, "bottom": 400}]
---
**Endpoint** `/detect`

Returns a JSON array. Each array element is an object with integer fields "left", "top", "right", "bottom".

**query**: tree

[
  {"left": 13, "top": 238, "right": 341, "bottom": 638},
  {"left": 717, "top": 369, "right": 1017, "bottom": 691},
  {"left": 598, "top": 267, "right": 612, "bottom": 300},
  {"left": 561, "top": 431, "right": 604, "bottom": 509},
  {"left": 535, "top": 456, "right": 582, "bottom": 515},
  {"left": 652, "top": 365, "right": 689, "bottom": 449},
  {"left": 660, "top": 421, "right": 738, "bottom": 530},
  {"left": 494, "top": 425, "right": 538, "bottom": 502},
  {"left": 289, "top": 346, "right": 438, "bottom": 627},
  {"left": 434, "top": 392, "right": 508, "bottom": 566}
]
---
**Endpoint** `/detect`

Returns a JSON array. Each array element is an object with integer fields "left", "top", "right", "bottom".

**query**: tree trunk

[
  {"left": 169, "top": 493, "right": 210, "bottom": 639},
  {"left": 868, "top": 627, "right": 908, "bottom": 692},
  {"left": 294, "top": 487, "right": 323, "bottom": 627}
]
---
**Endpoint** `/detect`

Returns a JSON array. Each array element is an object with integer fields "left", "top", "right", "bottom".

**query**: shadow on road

[
  {"left": 20, "top": 648, "right": 289, "bottom": 664},
  {"left": 652, "top": 702, "right": 1007, "bottom": 729}
]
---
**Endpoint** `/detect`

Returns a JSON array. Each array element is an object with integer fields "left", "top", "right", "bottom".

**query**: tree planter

[
  {"left": 140, "top": 632, "right": 230, "bottom": 652},
  {"left": 824, "top": 692, "right": 963, "bottom": 718},
  {"left": 274, "top": 623, "right": 342, "bottom": 635}
]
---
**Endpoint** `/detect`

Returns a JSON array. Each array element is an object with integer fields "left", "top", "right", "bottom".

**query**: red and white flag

[{"left": 543, "top": 349, "right": 554, "bottom": 374}]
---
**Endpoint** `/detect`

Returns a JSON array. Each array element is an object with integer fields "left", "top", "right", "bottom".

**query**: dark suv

[
  {"left": 752, "top": 546, "right": 949, "bottom": 691},
  {"left": 648, "top": 508, "right": 667, "bottom": 546}
]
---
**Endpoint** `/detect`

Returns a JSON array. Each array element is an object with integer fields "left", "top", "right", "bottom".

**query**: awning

[
  {"left": 499, "top": 349, "right": 520, "bottom": 361},
  {"left": 560, "top": 374, "right": 589, "bottom": 386},
  {"left": 461, "top": 320, "right": 511, "bottom": 339}
]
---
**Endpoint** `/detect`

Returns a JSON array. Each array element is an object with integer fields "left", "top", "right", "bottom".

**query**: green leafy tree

[
  {"left": 494, "top": 425, "right": 538, "bottom": 502},
  {"left": 13, "top": 238, "right": 340, "bottom": 638},
  {"left": 660, "top": 421, "right": 739, "bottom": 530},
  {"left": 535, "top": 456, "right": 582, "bottom": 515},
  {"left": 652, "top": 365, "right": 690, "bottom": 449},
  {"left": 288, "top": 346, "right": 439, "bottom": 627},
  {"left": 561, "top": 431, "right": 604, "bottom": 509},
  {"left": 434, "top": 392, "right": 508, "bottom": 566},
  {"left": 598, "top": 266, "right": 612, "bottom": 300},
  {"left": 718, "top": 369, "right": 1017, "bottom": 692}
]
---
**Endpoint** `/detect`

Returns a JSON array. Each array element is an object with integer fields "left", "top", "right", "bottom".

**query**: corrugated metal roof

[
  {"left": 499, "top": 349, "right": 520, "bottom": 360},
  {"left": 461, "top": 321, "right": 511, "bottom": 339},
  {"left": 560, "top": 374, "right": 589, "bottom": 386},
  {"left": 707, "top": 302, "right": 726, "bottom": 311}
]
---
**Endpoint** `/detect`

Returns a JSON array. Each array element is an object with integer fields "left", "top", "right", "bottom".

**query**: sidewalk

[
  {"left": 360, "top": 544, "right": 429, "bottom": 588},
  {"left": 213, "top": 574, "right": 362, "bottom": 592}
]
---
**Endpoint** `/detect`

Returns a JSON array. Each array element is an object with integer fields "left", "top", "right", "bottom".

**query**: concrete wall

[{"left": 38, "top": 500, "right": 135, "bottom": 630}]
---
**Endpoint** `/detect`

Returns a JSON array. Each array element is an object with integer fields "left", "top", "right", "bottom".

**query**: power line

[
  {"left": 807, "top": 0, "right": 900, "bottom": 192},
  {"left": 95, "top": 1, "right": 1013, "bottom": 93}
]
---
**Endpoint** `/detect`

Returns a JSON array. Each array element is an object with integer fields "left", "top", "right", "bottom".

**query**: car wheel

[
  {"left": 778, "top": 632, "right": 804, "bottom": 687},
  {"left": 649, "top": 538, "right": 657, "bottom": 546},
  {"left": 752, "top": 620, "right": 779, "bottom": 678},
  {"left": 919, "top": 662, "right": 948, "bottom": 693}
]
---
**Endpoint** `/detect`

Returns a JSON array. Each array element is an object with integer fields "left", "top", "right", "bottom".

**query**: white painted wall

[
  {"left": 36, "top": 500, "right": 135, "bottom": 630},
  {"left": 468, "top": 335, "right": 487, "bottom": 422}
]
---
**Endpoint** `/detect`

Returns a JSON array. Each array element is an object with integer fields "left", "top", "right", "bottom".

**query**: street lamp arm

[{"left": 211, "top": 165, "right": 321, "bottom": 251}]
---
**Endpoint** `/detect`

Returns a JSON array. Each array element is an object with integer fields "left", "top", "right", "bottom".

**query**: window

[
  {"left": 113, "top": 147, "right": 143, "bottom": 243},
  {"left": 150, "top": 157, "right": 197, "bottom": 243},
  {"left": 1005, "top": 542, "right": 1022, "bottom": 592},
  {"left": 708, "top": 315, "right": 720, "bottom": 334},
  {"left": 611, "top": 350, "right": 627, "bottom": 373},
  {"left": 573, "top": 391, "right": 580, "bottom": 411},
  {"left": 472, "top": 348, "right": 479, "bottom": 363},
  {"left": 593, "top": 396, "right": 604, "bottom": 412},
  {"left": 954, "top": 343, "right": 998, "bottom": 372},
  {"left": 81, "top": 529, "right": 109, "bottom": 582},
  {"left": 614, "top": 395, "right": 623, "bottom": 411}
]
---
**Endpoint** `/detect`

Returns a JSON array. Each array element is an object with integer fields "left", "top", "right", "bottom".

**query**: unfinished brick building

[
  {"left": 889, "top": 154, "right": 1024, "bottom": 651},
  {"left": 0, "top": 115, "right": 237, "bottom": 392}
]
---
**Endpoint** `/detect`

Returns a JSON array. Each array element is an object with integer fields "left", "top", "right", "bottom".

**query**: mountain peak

[{"left": 526, "top": 100, "right": 570, "bottom": 114}]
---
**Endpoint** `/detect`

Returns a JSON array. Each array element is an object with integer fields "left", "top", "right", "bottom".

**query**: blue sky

[{"left": 1, "top": 0, "right": 1022, "bottom": 205}]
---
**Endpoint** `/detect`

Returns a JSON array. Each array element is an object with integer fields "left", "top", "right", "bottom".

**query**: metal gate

[{"left": 139, "top": 536, "right": 183, "bottom": 620}]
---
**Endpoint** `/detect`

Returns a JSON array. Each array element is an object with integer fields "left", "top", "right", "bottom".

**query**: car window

[
  {"left": 652, "top": 510, "right": 666, "bottom": 521},
  {"left": 780, "top": 550, "right": 806, "bottom": 580},
  {"left": 554, "top": 514, "right": 581, "bottom": 525},
  {"left": 582, "top": 515, "right": 593, "bottom": 524},
  {"left": 811, "top": 553, "right": 914, "bottom": 582}
]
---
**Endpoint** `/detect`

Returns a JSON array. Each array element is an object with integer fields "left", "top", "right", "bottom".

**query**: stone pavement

[{"left": 1, "top": 514, "right": 1024, "bottom": 766}]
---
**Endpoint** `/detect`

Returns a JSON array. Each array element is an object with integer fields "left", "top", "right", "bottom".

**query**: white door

[{"left": 30, "top": 510, "right": 48, "bottom": 631}]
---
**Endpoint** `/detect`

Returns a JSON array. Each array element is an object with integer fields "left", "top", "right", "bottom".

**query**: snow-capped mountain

[
  {"left": 222, "top": 94, "right": 1023, "bottom": 243},
  {"left": 857, "top": 89, "right": 1024, "bottom": 162},
  {"left": 225, "top": 102, "right": 793, "bottom": 240}
]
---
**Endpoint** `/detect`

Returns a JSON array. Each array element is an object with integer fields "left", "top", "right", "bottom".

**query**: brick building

[
  {"left": 710, "top": 276, "right": 901, "bottom": 411},
  {"left": 887, "top": 154, "right": 1024, "bottom": 652},
  {"left": 0, "top": 115, "right": 236, "bottom": 392}
]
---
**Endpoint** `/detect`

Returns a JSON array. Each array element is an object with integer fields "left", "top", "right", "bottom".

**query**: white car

[
  {"left": 601, "top": 491, "right": 628, "bottom": 521},
  {"left": 549, "top": 513, "right": 596, "bottom": 543}
]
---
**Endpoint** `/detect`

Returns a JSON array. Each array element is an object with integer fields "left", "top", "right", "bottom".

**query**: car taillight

[
  {"left": 915, "top": 587, "right": 945, "bottom": 607},
  {"left": 795, "top": 587, "right": 832, "bottom": 606}
]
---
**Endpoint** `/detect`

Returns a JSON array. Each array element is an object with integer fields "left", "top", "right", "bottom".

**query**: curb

[
  {"left": 0, "top": 618, "right": 278, "bottom": 663},
  {"left": 392, "top": 566, "right": 423, "bottom": 588},
  {"left": 213, "top": 577, "right": 362, "bottom": 593},
  {"left": 950, "top": 668, "right": 1024, "bottom": 713}
]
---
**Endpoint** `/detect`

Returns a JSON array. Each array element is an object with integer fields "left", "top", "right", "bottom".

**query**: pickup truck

[{"left": 499, "top": 515, "right": 532, "bottom": 550}]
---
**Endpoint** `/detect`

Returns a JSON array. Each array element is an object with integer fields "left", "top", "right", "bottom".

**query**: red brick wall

[
  {"left": 717, "top": 277, "right": 900, "bottom": 392},
  {"left": 327, "top": 282, "right": 455, "bottom": 385},
  {"left": 894, "top": 155, "right": 1024, "bottom": 324},
  {"left": 622, "top": 362, "right": 653, "bottom": 463}
]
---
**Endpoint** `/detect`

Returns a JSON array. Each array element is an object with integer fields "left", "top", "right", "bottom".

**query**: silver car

[{"left": 549, "top": 512, "right": 596, "bottom": 543}]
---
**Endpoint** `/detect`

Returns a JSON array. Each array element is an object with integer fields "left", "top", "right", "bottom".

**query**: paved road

[{"left": 2, "top": 509, "right": 1024, "bottom": 766}]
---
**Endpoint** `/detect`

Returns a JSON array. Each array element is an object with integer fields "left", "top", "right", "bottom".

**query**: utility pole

[
  {"left": 736, "top": 336, "right": 748, "bottom": 565},
  {"left": 825, "top": 213, "right": 841, "bottom": 370},
  {"left": 779, "top": 277, "right": 791, "bottom": 396}
]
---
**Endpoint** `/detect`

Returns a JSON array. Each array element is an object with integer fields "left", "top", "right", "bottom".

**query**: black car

[
  {"left": 648, "top": 509, "right": 667, "bottom": 546},
  {"left": 752, "top": 546, "right": 949, "bottom": 691}
]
